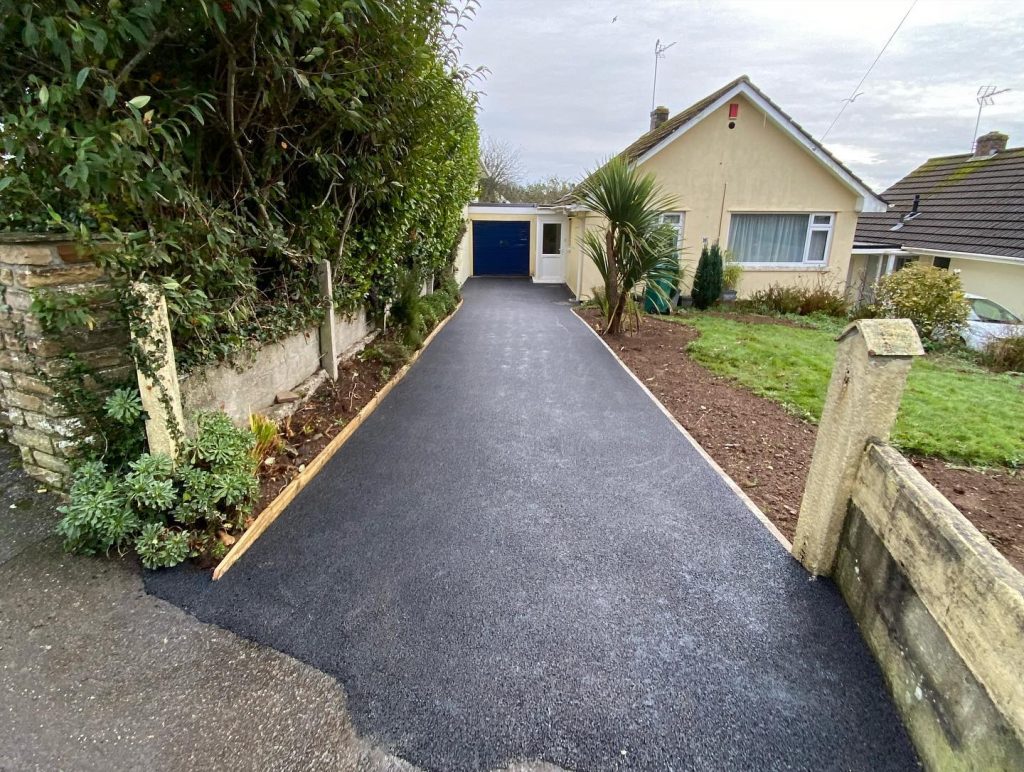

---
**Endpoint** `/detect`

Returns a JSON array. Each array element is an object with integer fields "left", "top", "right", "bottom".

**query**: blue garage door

[{"left": 473, "top": 221, "right": 530, "bottom": 276}]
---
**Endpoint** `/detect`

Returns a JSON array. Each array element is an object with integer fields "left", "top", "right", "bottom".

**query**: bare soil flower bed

[
  {"left": 577, "top": 307, "right": 1024, "bottom": 573},
  {"left": 253, "top": 352, "right": 391, "bottom": 514}
]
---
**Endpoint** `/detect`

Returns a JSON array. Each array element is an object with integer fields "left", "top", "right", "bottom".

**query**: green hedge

[{"left": 0, "top": 0, "right": 479, "bottom": 370}]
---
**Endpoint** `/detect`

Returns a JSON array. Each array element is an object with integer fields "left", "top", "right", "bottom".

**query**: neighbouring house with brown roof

[
  {"left": 457, "top": 76, "right": 888, "bottom": 299},
  {"left": 849, "top": 131, "right": 1024, "bottom": 316}
]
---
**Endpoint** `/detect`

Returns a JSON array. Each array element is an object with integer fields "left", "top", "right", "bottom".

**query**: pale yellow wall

[
  {"left": 454, "top": 207, "right": 472, "bottom": 285},
  {"left": 922, "top": 255, "right": 1024, "bottom": 318},
  {"left": 465, "top": 211, "right": 537, "bottom": 276},
  {"left": 846, "top": 253, "right": 871, "bottom": 300},
  {"left": 571, "top": 214, "right": 607, "bottom": 299},
  {"left": 567, "top": 93, "right": 864, "bottom": 299}
]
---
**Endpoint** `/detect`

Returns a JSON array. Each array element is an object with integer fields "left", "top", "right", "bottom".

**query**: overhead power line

[{"left": 821, "top": 0, "right": 918, "bottom": 142}]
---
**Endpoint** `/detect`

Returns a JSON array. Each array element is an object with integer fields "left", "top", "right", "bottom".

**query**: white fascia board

[
  {"left": 903, "top": 247, "right": 1024, "bottom": 266},
  {"left": 851, "top": 247, "right": 906, "bottom": 255},
  {"left": 468, "top": 205, "right": 539, "bottom": 216},
  {"left": 635, "top": 82, "right": 888, "bottom": 214}
]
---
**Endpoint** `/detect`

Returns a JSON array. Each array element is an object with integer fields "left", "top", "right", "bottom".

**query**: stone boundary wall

[
  {"left": 835, "top": 441, "right": 1024, "bottom": 770},
  {"left": 0, "top": 235, "right": 131, "bottom": 488},
  {"left": 0, "top": 235, "right": 375, "bottom": 489}
]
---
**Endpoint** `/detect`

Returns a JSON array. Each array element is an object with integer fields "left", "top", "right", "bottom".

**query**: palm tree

[{"left": 576, "top": 157, "right": 680, "bottom": 335}]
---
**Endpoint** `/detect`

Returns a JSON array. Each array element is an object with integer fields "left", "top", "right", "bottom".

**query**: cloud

[{"left": 460, "top": 0, "right": 1024, "bottom": 192}]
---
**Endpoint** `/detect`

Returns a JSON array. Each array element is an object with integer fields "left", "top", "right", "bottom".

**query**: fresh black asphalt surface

[{"left": 147, "top": 278, "right": 918, "bottom": 771}]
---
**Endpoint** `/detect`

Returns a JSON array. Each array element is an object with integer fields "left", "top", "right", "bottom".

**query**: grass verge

[{"left": 669, "top": 314, "right": 1024, "bottom": 468}]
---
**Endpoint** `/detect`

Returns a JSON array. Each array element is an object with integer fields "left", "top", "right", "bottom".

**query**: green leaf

[
  {"left": 38, "top": 85, "right": 49, "bottom": 106},
  {"left": 0, "top": 177, "right": 14, "bottom": 192},
  {"left": 103, "top": 83, "right": 116, "bottom": 107},
  {"left": 76, "top": 67, "right": 91, "bottom": 90},
  {"left": 128, "top": 95, "right": 151, "bottom": 109}
]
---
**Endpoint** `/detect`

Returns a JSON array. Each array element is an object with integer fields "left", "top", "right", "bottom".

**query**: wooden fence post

[
  {"left": 319, "top": 260, "right": 339, "bottom": 381},
  {"left": 792, "top": 319, "right": 924, "bottom": 576},
  {"left": 130, "top": 282, "right": 185, "bottom": 460}
]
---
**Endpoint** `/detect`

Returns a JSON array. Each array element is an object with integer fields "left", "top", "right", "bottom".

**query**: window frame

[
  {"left": 803, "top": 213, "right": 834, "bottom": 264},
  {"left": 540, "top": 221, "right": 563, "bottom": 256},
  {"left": 658, "top": 211, "right": 685, "bottom": 252},
  {"left": 727, "top": 211, "right": 836, "bottom": 268}
]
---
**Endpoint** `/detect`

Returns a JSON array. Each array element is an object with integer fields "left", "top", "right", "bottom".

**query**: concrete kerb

[
  {"left": 212, "top": 299, "right": 464, "bottom": 580},
  {"left": 571, "top": 309, "right": 793, "bottom": 553}
]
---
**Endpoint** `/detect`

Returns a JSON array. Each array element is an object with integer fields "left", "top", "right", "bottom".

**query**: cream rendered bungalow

[
  {"left": 848, "top": 131, "right": 1024, "bottom": 317},
  {"left": 456, "top": 75, "right": 887, "bottom": 299}
]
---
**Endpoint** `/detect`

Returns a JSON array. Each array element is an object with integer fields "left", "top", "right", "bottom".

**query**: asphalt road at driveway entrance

[{"left": 147, "top": 278, "right": 917, "bottom": 771}]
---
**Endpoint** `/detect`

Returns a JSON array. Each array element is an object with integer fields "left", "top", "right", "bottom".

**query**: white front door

[{"left": 535, "top": 218, "right": 567, "bottom": 283}]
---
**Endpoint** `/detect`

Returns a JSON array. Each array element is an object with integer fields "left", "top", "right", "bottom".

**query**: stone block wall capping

[
  {"left": 793, "top": 317, "right": 1024, "bottom": 767},
  {"left": 791, "top": 319, "right": 924, "bottom": 576},
  {"left": 846, "top": 441, "right": 1024, "bottom": 768}
]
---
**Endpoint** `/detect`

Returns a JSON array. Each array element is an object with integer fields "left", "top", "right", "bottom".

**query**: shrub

[
  {"left": 874, "top": 263, "right": 968, "bottom": 341},
  {"left": 361, "top": 341, "right": 412, "bottom": 370},
  {"left": 56, "top": 409, "right": 259, "bottom": 568},
  {"left": 588, "top": 287, "right": 611, "bottom": 318},
  {"left": 135, "top": 523, "right": 192, "bottom": 570},
  {"left": 439, "top": 274, "right": 462, "bottom": 304},
  {"left": 249, "top": 413, "right": 283, "bottom": 465},
  {"left": 391, "top": 269, "right": 426, "bottom": 349},
  {"left": 980, "top": 334, "right": 1024, "bottom": 373},
  {"left": 722, "top": 253, "right": 743, "bottom": 291},
  {"left": 742, "top": 281, "right": 848, "bottom": 317},
  {"left": 849, "top": 303, "right": 880, "bottom": 321},
  {"left": 691, "top": 243, "right": 724, "bottom": 310},
  {"left": 0, "top": 1, "right": 479, "bottom": 371}
]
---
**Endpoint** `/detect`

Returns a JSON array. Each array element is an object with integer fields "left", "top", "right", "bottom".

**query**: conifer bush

[{"left": 691, "top": 243, "right": 724, "bottom": 310}]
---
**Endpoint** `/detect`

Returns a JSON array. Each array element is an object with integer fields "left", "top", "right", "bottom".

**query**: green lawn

[{"left": 669, "top": 315, "right": 1024, "bottom": 468}]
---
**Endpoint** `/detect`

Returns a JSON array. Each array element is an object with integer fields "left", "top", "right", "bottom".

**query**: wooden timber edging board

[{"left": 212, "top": 300, "right": 464, "bottom": 581}]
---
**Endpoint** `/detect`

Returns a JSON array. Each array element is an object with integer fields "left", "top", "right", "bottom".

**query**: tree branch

[{"left": 113, "top": 30, "right": 170, "bottom": 90}]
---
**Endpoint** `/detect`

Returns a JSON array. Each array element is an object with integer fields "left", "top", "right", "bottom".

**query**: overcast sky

[{"left": 459, "top": 0, "right": 1024, "bottom": 192}]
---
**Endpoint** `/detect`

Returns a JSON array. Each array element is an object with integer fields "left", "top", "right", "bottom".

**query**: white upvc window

[
  {"left": 804, "top": 213, "right": 834, "bottom": 263},
  {"left": 728, "top": 212, "right": 835, "bottom": 266},
  {"left": 658, "top": 212, "right": 685, "bottom": 251}
]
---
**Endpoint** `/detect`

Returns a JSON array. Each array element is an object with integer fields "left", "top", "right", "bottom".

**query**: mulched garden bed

[
  {"left": 577, "top": 307, "right": 1024, "bottom": 574},
  {"left": 253, "top": 350, "right": 391, "bottom": 514}
]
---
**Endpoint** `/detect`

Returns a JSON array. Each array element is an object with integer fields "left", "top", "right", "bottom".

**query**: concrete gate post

[
  {"left": 130, "top": 282, "right": 185, "bottom": 460},
  {"left": 792, "top": 319, "right": 924, "bottom": 576},
  {"left": 319, "top": 260, "right": 339, "bottom": 381}
]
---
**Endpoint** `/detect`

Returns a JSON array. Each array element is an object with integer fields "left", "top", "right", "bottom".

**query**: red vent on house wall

[{"left": 728, "top": 103, "right": 740, "bottom": 119}]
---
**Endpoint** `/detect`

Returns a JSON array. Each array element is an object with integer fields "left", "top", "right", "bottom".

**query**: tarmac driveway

[{"left": 147, "top": 278, "right": 917, "bottom": 771}]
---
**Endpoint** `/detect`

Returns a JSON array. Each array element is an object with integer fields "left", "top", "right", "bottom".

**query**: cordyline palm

[{"left": 576, "top": 157, "right": 680, "bottom": 335}]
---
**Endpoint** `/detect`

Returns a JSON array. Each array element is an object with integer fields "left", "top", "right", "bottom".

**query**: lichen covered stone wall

[{"left": 0, "top": 236, "right": 131, "bottom": 488}]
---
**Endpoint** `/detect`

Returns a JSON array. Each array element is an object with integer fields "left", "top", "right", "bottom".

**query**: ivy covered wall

[{"left": 0, "top": 0, "right": 480, "bottom": 371}]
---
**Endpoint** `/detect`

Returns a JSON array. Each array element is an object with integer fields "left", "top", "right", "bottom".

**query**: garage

[{"left": 472, "top": 220, "right": 530, "bottom": 276}]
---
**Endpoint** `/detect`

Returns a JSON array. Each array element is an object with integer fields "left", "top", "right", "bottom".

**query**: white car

[{"left": 962, "top": 294, "right": 1024, "bottom": 351}]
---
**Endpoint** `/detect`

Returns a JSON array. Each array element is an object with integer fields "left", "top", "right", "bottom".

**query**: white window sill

[{"left": 738, "top": 263, "right": 831, "bottom": 272}]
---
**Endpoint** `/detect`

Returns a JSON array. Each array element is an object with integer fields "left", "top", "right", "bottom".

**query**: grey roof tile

[{"left": 856, "top": 149, "right": 1024, "bottom": 259}]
